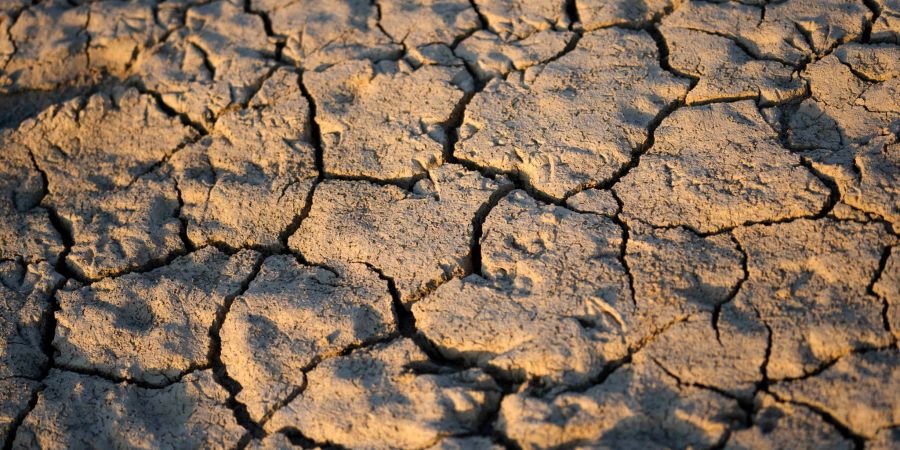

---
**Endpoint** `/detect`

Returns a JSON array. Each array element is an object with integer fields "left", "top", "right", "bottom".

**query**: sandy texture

[
  {"left": 12, "top": 370, "right": 244, "bottom": 449},
  {"left": 172, "top": 67, "right": 317, "bottom": 250},
  {"left": 222, "top": 255, "right": 395, "bottom": 421},
  {"left": 616, "top": 101, "right": 829, "bottom": 233},
  {"left": 289, "top": 164, "right": 511, "bottom": 303},
  {"left": 53, "top": 247, "right": 260, "bottom": 385},
  {"left": 135, "top": 0, "right": 275, "bottom": 126},
  {"left": 307, "top": 59, "right": 472, "bottom": 181},
  {"left": 456, "top": 28, "right": 690, "bottom": 200},
  {"left": 265, "top": 339, "right": 501, "bottom": 449},
  {"left": 771, "top": 349, "right": 900, "bottom": 438},
  {"left": 414, "top": 190, "right": 630, "bottom": 386},
  {"left": 253, "top": 0, "right": 401, "bottom": 70},
  {"left": 1, "top": 2, "right": 898, "bottom": 449},
  {"left": 497, "top": 351, "right": 741, "bottom": 449},
  {"left": 9, "top": 88, "right": 197, "bottom": 280}
]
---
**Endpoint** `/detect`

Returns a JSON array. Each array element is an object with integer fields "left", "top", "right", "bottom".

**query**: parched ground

[{"left": 0, "top": 0, "right": 898, "bottom": 449}]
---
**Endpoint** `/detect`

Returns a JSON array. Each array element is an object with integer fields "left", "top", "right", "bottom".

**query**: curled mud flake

[
  {"left": 734, "top": 219, "right": 896, "bottom": 380},
  {"left": 288, "top": 164, "right": 511, "bottom": 304},
  {"left": 497, "top": 351, "right": 742, "bottom": 450},
  {"left": 12, "top": 370, "right": 244, "bottom": 449},
  {"left": 308, "top": 59, "right": 472, "bottom": 181},
  {"left": 253, "top": 0, "right": 401, "bottom": 70},
  {"left": 616, "top": 101, "right": 830, "bottom": 234},
  {"left": 171, "top": 68, "right": 317, "bottom": 250},
  {"left": 53, "top": 247, "right": 260, "bottom": 385},
  {"left": 872, "top": 0, "right": 900, "bottom": 43},
  {"left": 771, "top": 348, "right": 900, "bottom": 439},
  {"left": 221, "top": 256, "right": 395, "bottom": 422},
  {"left": 415, "top": 190, "right": 631, "bottom": 386},
  {"left": 265, "top": 338, "right": 501, "bottom": 450},
  {"left": 135, "top": 0, "right": 274, "bottom": 126},
  {"left": 725, "top": 393, "right": 854, "bottom": 450},
  {"left": 457, "top": 28, "right": 690, "bottom": 200}
]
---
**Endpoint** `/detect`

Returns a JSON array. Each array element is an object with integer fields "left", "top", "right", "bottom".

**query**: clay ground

[{"left": 0, "top": 0, "right": 899, "bottom": 449}]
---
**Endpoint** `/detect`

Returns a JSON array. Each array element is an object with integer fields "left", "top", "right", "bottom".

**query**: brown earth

[{"left": 0, "top": 0, "right": 898, "bottom": 449}]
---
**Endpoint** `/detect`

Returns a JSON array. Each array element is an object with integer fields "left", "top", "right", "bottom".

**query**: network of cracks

[{"left": 0, "top": 0, "right": 899, "bottom": 449}]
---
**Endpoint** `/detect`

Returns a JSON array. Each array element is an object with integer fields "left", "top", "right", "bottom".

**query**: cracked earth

[{"left": 0, "top": 0, "right": 898, "bottom": 449}]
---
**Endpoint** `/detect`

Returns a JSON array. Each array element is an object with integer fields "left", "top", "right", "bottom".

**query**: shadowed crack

[
  {"left": 867, "top": 246, "right": 896, "bottom": 339},
  {"left": 712, "top": 235, "right": 749, "bottom": 344},
  {"left": 208, "top": 254, "right": 267, "bottom": 442},
  {"left": 765, "top": 389, "right": 867, "bottom": 450},
  {"left": 609, "top": 191, "right": 636, "bottom": 309}
]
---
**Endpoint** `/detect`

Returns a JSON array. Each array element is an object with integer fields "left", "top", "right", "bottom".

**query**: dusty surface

[{"left": 0, "top": 1, "right": 897, "bottom": 449}]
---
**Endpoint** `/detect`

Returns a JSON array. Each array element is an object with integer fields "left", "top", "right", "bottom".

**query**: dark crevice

[
  {"left": 531, "top": 29, "right": 582, "bottom": 69},
  {"left": 799, "top": 157, "right": 842, "bottom": 218},
  {"left": 649, "top": 360, "right": 749, "bottom": 449},
  {"left": 467, "top": 0, "right": 490, "bottom": 32},
  {"left": 587, "top": 94, "right": 688, "bottom": 195},
  {"left": 360, "top": 263, "right": 481, "bottom": 376},
  {"left": 610, "top": 191, "right": 636, "bottom": 308},
  {"left": 279, "top": 427, "right": 349, "bottom": 450},
  {"left": 297, "top": 71, "right": 324, "bottom": 179},
  {"left": 866, "top": 245, "right": 895, "bottom": 338},
  {"left": 573, "top": 26, "right": 694, "bottom": 198},
  {"left": 861, "top": 0, "right": 882, "bottom": 43},
  {"left": 766, "top": 391, "right": 867, "bottom": 450},
  {"left": 208, "top": 254, "right": 267, "bottom": 441},
  {"left": 467, "top": 183, "right": 515, "bottom": 277},
  {"left": 171, "top": 176, "right": 196, "bottom": 253},
  {"left": 712, "top": 235, "right": 749, "bottom": 344},
  {"left": 2, "top": 378, "right": 38, "bottom": 450},
  {"left": 365, "top": 263, "right": 417, "bottom": 339},
  {"left": 565, "top": 0, "right": 580, "bottom": 27},
  {"left": 275, "top": 69, "right": 326, "bottom": 249},
  {"left": 3, "top": 271, "right": 66, "bottom": 450},
  {"left": 47, "top": 364, "right": 200, "bottom": 390},
  {"left": 548, "top": 316, "right": 691, "bottom": 398},
  {"left": 131, "top": 81, "right": 208, "bottom": 134},
  {"left": 772, "top": 344, "right": 897, "bottom": 385}
]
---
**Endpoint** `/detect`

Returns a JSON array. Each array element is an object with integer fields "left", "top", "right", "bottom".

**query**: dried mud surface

[{"left": 0, "top": 1, "right": 898, "bottom": 449}]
